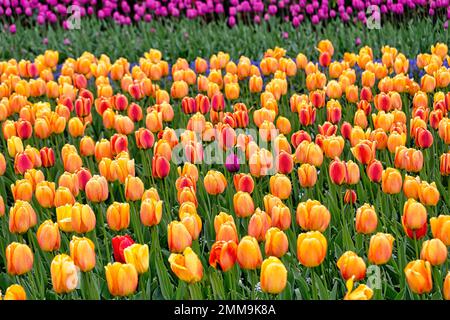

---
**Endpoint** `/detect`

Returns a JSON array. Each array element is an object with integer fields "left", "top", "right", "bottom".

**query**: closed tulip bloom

[
  {"left": 105, "top": 262, "right": 138, "bottom": 296},
  {"left": 124, "top": 175, "right": 144, "bottom": 201},
  {"left": 420, "top": 239, "right": 447, "bottom": 266},
  {"left": 0, "top": 195, "right": 4, "bottom": 217},
  {"left": 107, "top": 202, "right": 130, "bottom": 231},
  {"left": 248, "top": 208, "right": 272, "bottom": 242},
  {"left": 344, "top": 277, "right": 373, "bottom": 300},
  {"left": 11, "top": 179, "right": 33, "bottom": 202},
  {"left": 70, "top": 236, "right": 96, "bottom": 272},
  {"left": 321, "top": 135, "right": 345, "bottom": 159},
  {"left": 418, "top": 181, "right": 440, "bottom": 206},
  {"left": 265, "top": 227, "right": 289, "bottom": 258},
  {"left": 112, "top": 235, "right": 135, "bottom": 263},
  {"left": 204, "top": 170, "right": 227, "bottom": 195},
  {"left": 58, "top": 172, "right": 80, "bottom": 197},
  {"left": 351, "top": 140, "right": 376, "bottom": 165},
  {"left": 124, "top": 244, "right": 149, "bottom": 274},
  {"left": 430, "top": 215, "right": 450, "bottom": 245},
  {"left": 368, "top": 233, "right": 395, "bottom": 265},
  {"left": 381, "top": 168, "right": 402, "bottom": 194},
  {"left": 85, "top": 175, "right": 108, "bottom": 202},
  {"left": 297, "top": 164, "right": 317, "bottom": 187},
  {"left": 0, "top": 153, "right": 6, "bottom": 176},
  {"left": 37, "top": 220, "right": 60, "bottom": 252},
  {"left": 209, "top": 240, "right": 238, "bottom": 272},
  {"left": 180, "top": 212, "right": 202, "bottom": 240},
  {"left": 355, "top": 204, "right": 378, "bottom": 234},
  {"left": 152, "top": 154, "right": 171, "bottom": 179},
  {"left": 329, "top": 158, "right": 360, "bottom": 185},
  {"left": 403, "top": 175, "right": 421, "bottom": 199},
  {"left": 71, "top": 202, "right": 96, "bottom": 234},
  {"left": 275, "top": 150, "right": 293, "bottom": 174},
  {"left": 233, "top": 173, "right": 254, "bottom": 193},
  {"left": 177, "top": 186, "right": 198, "bottom": 207},
  {"left": 2, "top": 284, "right": 26, "bottom": 300},
  {"left": 35, "top": 181, "right": 55, "bottom": 208},
  {"left": 270, "top": 203, "right": 291, "bottom": 230},
  {"left": 50, "top": 254, "right": 79, "bottom": 294},
  {"left": 233, "top": 191, "right": 255, "bottom": 218},
  {"left": 444, "top": 272, "right": 450, "bottom": 300},
  {"left": 135, "top": 128, "right": 155, "bottom": 149},
  {"left": 260, "top": 257, "right": 287, "bottom": 294},
  {"left": 394, "top": 146, "right": 423, "bottom": 172},
  {"left": 9, "top": 200, "right": 37, "bottom": 234},
  {"left": 294, "top": 141, "right": 323, "bottom": 167},
  {"left": 237, "top": 236, "right": 263, "bottom": 270},
  {"left": 296, "top": 199, "right": 331, "bottom": 232},
  {"left": 56, "top": 204, "right": 73, "bottom": 233},
  {"left": 364, "top": 160, "right": 382, "bottom": 183},
  {"left": 168, "top": 221, "right": 192, "bottom": 253},
  {"left": 7, "top": 136, "right": 23, "bottom": 157},
  {"left": 269, "top": 174, "right": 292, "bottom": 200},
  {"left": 337, "top": 251, "right": 366, "bottom": 281},
  {"left": 404, "top": 260, "right": 433, "bottom": 294},
  {"left": 54, "top": 186, "right": 75, "bottom": 207},
  {"left": 297, "top": 231, "right": 327, "bottom": 267},
  {"left": 402, "top": 198, "right": 427, "bottom": 239},
  {"left": 6, "top": 242, "right": 34, "bottom": 275},
  {"left": 168, "top": 247, "right": 203, "bottom": 283}
]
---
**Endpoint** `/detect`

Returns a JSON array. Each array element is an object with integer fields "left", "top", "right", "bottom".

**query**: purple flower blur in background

[{"left": 0, "top": 0, "right": 449, "bottom": 31}]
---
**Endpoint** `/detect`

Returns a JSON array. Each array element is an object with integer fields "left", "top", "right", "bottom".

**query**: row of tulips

[{"left": 0, "top": 40, "right": 450, "bottom": 300}]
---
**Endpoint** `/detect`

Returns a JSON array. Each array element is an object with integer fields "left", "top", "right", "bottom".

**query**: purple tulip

[{"left": 225, "top": 153, "right": 240, "bottom": 172}]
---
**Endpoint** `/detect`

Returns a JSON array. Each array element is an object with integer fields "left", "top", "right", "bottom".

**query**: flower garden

[{"left": 0, "top": 1, "right": 450, "bottom": 301}]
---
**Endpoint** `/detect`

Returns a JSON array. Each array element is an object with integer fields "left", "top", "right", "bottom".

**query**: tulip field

[{"left": 1, "top": 5, "right": 450, "bottom": 302}]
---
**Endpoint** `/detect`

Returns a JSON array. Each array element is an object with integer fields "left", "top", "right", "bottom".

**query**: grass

[{"left": 0, "top": 16, "right": 449, "bottom": 62}]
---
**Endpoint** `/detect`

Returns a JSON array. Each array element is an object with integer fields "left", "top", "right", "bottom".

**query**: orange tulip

[
  {"left": 293, "top": 141, "right": 323, "bottom": 167},
  {"left": 204, "top": 170, "right": 227, "bottom": 195},
  {"left": 9, "top": 200, "right": 37, "bottom": 234},
  {"left": 2, "top": 284, "right": 27, "bottom": 300},
  {"left": 265, "top": 227, "right": 289, "bottom": 258},
  {"left": 444, "top": 272, "right": 450, "bottom": 300},
  {"left": 355, "top": 204, "right": 378, "bottom": 234},
  {"left": 260, "top": 257, "right": 287, "bottom": 294},
  {"left": 430, "top": 215, "right": 450, "bottom": 245},
  {"left": 394, "top": 146, "right": 423, "bottom": 172},
  {"left": 85, "top": 175, "right": 109, "bottom": 202},
  {"left": 105, "top": 262, "right": 138, "bottom": 296},
  {"left": 124, "top": 175, "right": 144, "bottom": 201},
  {"left": 269, "top": 173, "right": 292, "bottom": 200},
  {"left": 71, "top": 202, "right": 96, "bottom": 233},
  {"left": 106, "top": 202, "right": 130, "bottom": 231},
  {"left": 344, "top": 276, "right": 373, "bottom": 300},
  {"left": 296, "top": 199, "right": 330, "bottom": 232},
  {"left": 236, "top": 236, "right": 263, "bottom": 270},
  {"left": 404, "top": 260, "right": 433, "bottom": 294},
  {"left": 337, "top": 251, "right": 366, "bottom": 281},
  {"left": 233, "top": 191, "right": 255, "bottom": 218},
  {"left": 70, "top": 236, "right": 96, "bottom": 272},
  {"left": 35, "top": 181, "right": 55, "bottom": 208},
  {"left": 168, "top": 247, "right": 203, "bottom": 283},
  {"left": 36, "top": 220, "right": 60, "bottom": 252},
  {"left": 248, "top": 208, "right": 272, "bottom": 242},
  {"left": 368, "top": 233, "right": 395, "bottom": 265},
  {"left": 351, "top": 140, "right": 376, "bottom": 165},
  {"left": 381, "top": 168, "right": 403, "bottom": 194},
  {"left": 6, "top": 242, "right": 34, "bottom": 275},
  {"left": 168, "top": 221, "right": 192, "bottom": 253},
  {"left": 296, "top": 231, "right": 327, "bottom": 267},
  {"left": 418, "top": 181, "right": 440, "bottom": 206},
  {"left": 403, "top": 175, "right": 421, "bottom": 200},
  {"left": 209, "top": 240, "right": 238, "bottom": 272},
  {"left": 420, "top": 238, "right": 447, "bottom": 266},
  {"left": 402, "top": 198, "right": 428, "bottom": 239},
  {"left": 11, "top": 179, "right": 33, "bottom": 202}
]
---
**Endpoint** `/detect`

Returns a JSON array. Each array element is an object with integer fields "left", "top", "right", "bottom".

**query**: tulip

[
  {"left": 337, "top": 251, "right": 367, "bottom": 281},
  {"left": 107, "top": 202, "right": 130, "bottom": 231},
  {"left": 351, "top": 140, "right": 376, "bottom": 165},
  {"left": 35, "top": 181, "right": 55, "bottom": 208},
  {"left": 329, "top": 158, "right": 360, "bottom": 185},
  {"left": 297, "top": 164, "right": 317, "bottom": 187},
  {"left": 168, "top": 247, "right": 203, "bottom": 283},
  {"left": 51, "top": 254, "right": 79, "bottom": 294},
  {"left": 403, "top": 175, "right": 421, "bottom": 200},
  {"left": 124, "top": 175, "right": 144, "bottom": 201},
  {"left": 209, "top": 240, "right": 238, "bottom": 272},
  {"left": 269, "top": 173, "right": 292, "bottom": 200},
  {"left": 54, "top": 186, "right": 75, "bottom": 207},
  {"left": 58, "top": 172, "right": 80, "bottom": 197},
  {"left": 297, "top": 231, "right": 327, "bottom": 267},
  {"left": 260, "top": 257, "right": 287, "bottom": 294},
  {"left": 6, "top": 242, "right": 34, "bottom": 275},
  {"left": 275, "top": 150, "right": 293, "bottom": 174},
  {"left": 11, "top": 179, "right": 33, "bottom": 202},
  {"left": 381, "top": 168, "right": 402, "bottom": 194},
  {"left": 233, "top": 173, "right": 254, "bottom": 193},
  {"left": 9, "top": 200, "right": 37, "bottom": 234},
  {"left": 180, "top": 212, "right": 202, "bottom": 240},
  {"left": 0, "top": 195, "right": 4, "bottom": 217},
  {"left": 355, "top": 204, "right": 378, "bottom": 234},
  {"left": 344, "top": 276, "right": 373, "bottom": 300},
  {"left": 71, "top": 202, "right": 96, "bottom": 234},
  {"left": 124, "top": 244, "right": 149, "bottom": 274},
  {"left": 296, "top": 199, "right": 330, "bottom": 232},
  {"left": 402, "top": 199, "right": 428, "bottom": 239},
  {"left": 444, "top": 272, "right": 450, "bottom": 300},
  {"left": 7, "top": 136, "right": 24, "bottom": 157},
  {"left": 430, "top": 215, "right": 450, "bottom": 245},
  {"left": 248, "top": 208, "right": 272, "bottom": 242},
  {"left": 404, "top": 260, "right": 433, "bottom": 294},
  {"left": 152, "top": 154, "right": 171, "bottom": 179},
  {"left": 270, "top": 203, "right": 291, "bottom": 230},
  {"left": 2, "top": 284, "right": 26, "bottom": 300},
  {"left": 237, "top": 236, "right": 263, "bottom": 270},
  {"left": 112, "top": 235, "right": 135, "bottom": 263},
  {"left": 265, "top": 227, "right": 289, "bottom": 258},
  {"left": 231, "top": 191, "right": 255, "bottom": 218},
  {"left": 85, "top": 175, "right": 108, "bottom": 202},
  {"left": 70, "top": 236, "right": 96, "bottom": 272},
  {"left": 168, "top": 221, "right": 192, "bottom": 253},
  {"left": 420, "top": 239, "right": 447, "bottom": 266},
  {"left": 204, "top": 170, "right": 227, "bottom": 195},
  {"left": 418, "top": 181, "right": 440, "bottom": 206},
  {"left": 294, "top": 141, "right": 323, "bottom": 167},
  {"left": 394, "top": 146, "right": 423, "bottom": 172},
  {"left": 37, "top": 220, "right": 60, "bottom": 252},
  {"left": 368, "top": 233, "right": 395, "bottom": 265},
  {"left": 321, "top": 135, "right": 345, "bottom": 159},
  {"left": 105, "top": 262, "right": 138, "bottom": 296},
  {"left": 80, "top": 136, "right": 95, "bottom": 156}
]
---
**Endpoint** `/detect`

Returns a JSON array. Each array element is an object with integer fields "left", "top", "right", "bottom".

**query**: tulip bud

[
  {"left": 233, "top": 173, "right": 254, "bottom": 193},
  {"left": 70, "top": 236, "right": 96, "bottom": 272},
  {"left": 168, "top": 247, "right": 203, "bottom": 283},
  {"left": 204, "top": 170, "right": 227, "bottom": 195},
  {"left": 209, "top": 240, "right": 238, "bottom": 272},
  {"left": 2, "top": 284, "right": 26, "bottom": 300},
  {"left": 404, "top": 260, "right": 432, "bottom": 294},
  {"left": 233, "top": 191, "right": 255, "bottom": 218},
  {"left": 237, "top": 236, "right": 262, "bottom": 270},
  {"left": 124, "top": 244, "right": 149, "bottom": 274},
  {"left": 85, "top": 175, "right": 109, "bottom": 202},
  {"left": 420, "top": 238, "right": 447, "bottom": 266},
  {"left": 355, "top": 204, "right": 378, "bottom": 234},
  {"left": 112, "top": 235, "right": 135, "bottom": 263},
  {"left": 71, "top": 202, "right": 96, "bottom": 234},
  {"left": 381, "top": 168, "right": 402, "bottom": 194},
  {"left": 9, "top": 200, "right": 37, "bottom": 234},
  {"left": 368, "top": 233, "right": 395, "bottom": 265},
  {"left": 106, "top": 202, "right": 130, "bottom": 231},
  {"left": 260, "top": 257, "right": 287, "bottom": 294},
  {"left": 402, "top": 198, "right": 427, "bottom": 239},
  {"left": 37, "top": 220, "right": 60, "bottom": 252},
  {"left": 168, "top": 221, "right": 192, "bottom": 253},
  {"left": 430, "top": 215, "right": 450, "bottom": 245},
  {"left": 269, "top": 173, "right": 292, "bottom": 200},
  {"left": 248, "top": 208, "right": 272, "bottom": 242},
  {"left": 297, "top": 231, "right": 327, "bottom": 267},
  {"left": 265, "top": 227, "right": 289, "bottom": 258},
  {"left": 337, "top": 251, "right": 366, "bottom": 281},
  {"left": 105, "top": 262, "right": 138, "bottom": 296},
  {"left": 6, "top": 242, "right": 34, "bottom": 275},
  {"left": 11, "top": 179, "right": 33, "bottom": 202},
  {"left": 296, "top": 199, "right": 330, "bottom": 232},
  {"left": 297, "top": 164, "right": 317, "bottom": 187},
  {"left": 344, "top": 276, "right": 373, "bottom": 300}
]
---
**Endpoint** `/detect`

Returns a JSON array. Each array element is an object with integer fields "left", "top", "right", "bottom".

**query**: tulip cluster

[{"left": 1, "top": 40, "right": 450, "bottom": 301}]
